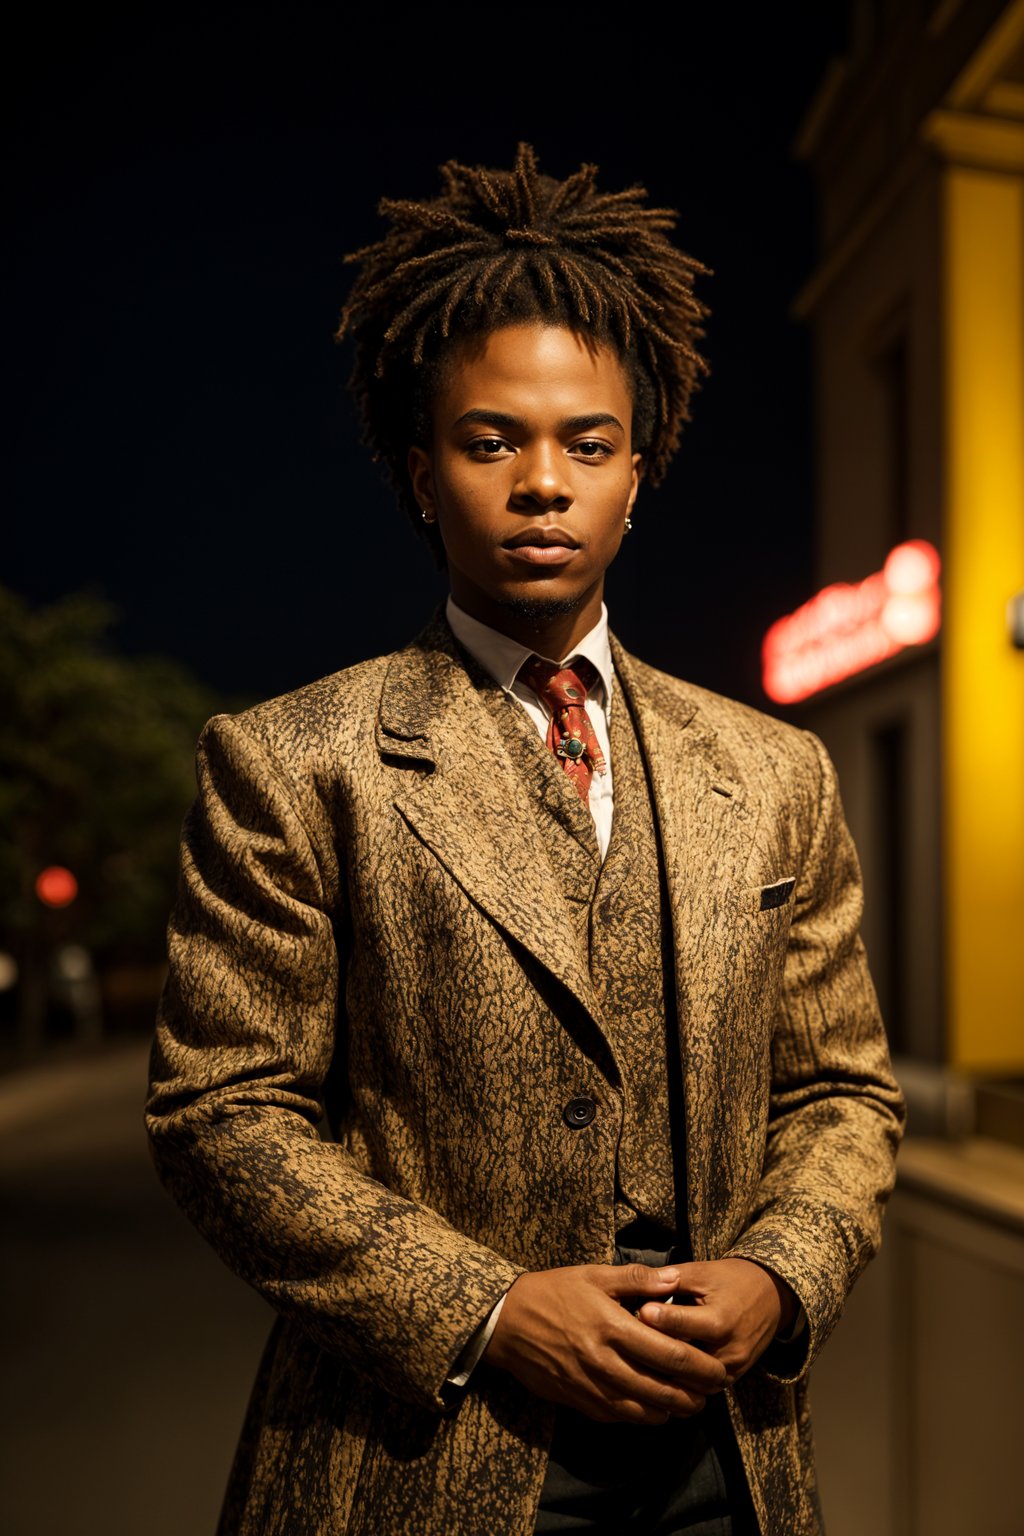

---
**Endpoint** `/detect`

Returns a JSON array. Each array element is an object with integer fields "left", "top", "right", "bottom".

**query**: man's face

[{"left": 408, "top": 323, "right": 641, "bottom": 648}]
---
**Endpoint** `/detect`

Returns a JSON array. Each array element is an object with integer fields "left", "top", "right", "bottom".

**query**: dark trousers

[
  {"left": 533, "top": 1396, "right": 758, "bottom": 1535},
  {"left": 533, "top": 1240, "right": 760, "bottom": 1535}
]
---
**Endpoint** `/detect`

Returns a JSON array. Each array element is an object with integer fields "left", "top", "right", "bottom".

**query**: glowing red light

[
  {"left": 881, "top": 591, "right": 941, "bottom": 646},
  {"left": 36, "top": 866, "right": 78, "bottom": 908},
  {"left": 762, "top": 540, "right": 941, "bottom": 703},
  {"left": 883, "top": 539, "right": 941, "bottom": 595}
]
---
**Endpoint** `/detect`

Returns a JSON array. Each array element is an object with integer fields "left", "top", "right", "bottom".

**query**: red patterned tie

[{"left": 519, "top": 655, "right": 607, "bottom": 804}]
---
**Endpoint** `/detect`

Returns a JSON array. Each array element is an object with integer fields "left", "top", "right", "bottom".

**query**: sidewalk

[
  {"left": 0, "top": 1037, "right": 272, "bottom": 1536},
  {"left": 0, "top": 1037, "right": 152, "bottom": 1136}
]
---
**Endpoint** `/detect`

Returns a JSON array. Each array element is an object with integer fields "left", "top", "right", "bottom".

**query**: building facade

[{"left": 773, "top": 6, "right": 1024, "bottom": 1532}]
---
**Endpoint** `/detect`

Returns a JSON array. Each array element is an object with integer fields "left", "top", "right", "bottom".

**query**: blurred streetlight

[{"left": 35, "top": 866, "right": 78, "bottom": 908}]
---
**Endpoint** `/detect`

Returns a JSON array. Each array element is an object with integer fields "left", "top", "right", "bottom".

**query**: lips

[{"left": 503, "top": 527, "right": 580, "bottom": 550}]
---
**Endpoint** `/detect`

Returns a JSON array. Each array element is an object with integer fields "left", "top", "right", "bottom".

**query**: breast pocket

[
  {"left": 731, "top": 876, "right": 798, "bottom": 1006},
  {"left": 745, "top": 876, "right": 796, "bottom": 914}
]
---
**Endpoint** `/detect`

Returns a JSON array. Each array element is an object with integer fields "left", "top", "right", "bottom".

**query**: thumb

[
  {"left": 591, "top": 1262, "right": 682, "bottom": 1301},
  {"left": 660, "top": 1261, "right": 717, "bottom": 1300}
]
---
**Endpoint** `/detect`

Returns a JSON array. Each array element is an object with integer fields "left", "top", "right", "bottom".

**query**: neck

[{"left": 448, "top": 581, "right": 604, "bottom": 658}]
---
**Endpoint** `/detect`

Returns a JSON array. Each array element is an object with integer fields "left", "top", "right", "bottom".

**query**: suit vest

[{"left": 468, "top": 659, "right": 689, "bottom": 1250}]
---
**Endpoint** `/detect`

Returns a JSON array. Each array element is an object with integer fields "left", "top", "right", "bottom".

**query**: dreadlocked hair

[{"left": 336, "top": 143, "right": 710, "bottom": 555}]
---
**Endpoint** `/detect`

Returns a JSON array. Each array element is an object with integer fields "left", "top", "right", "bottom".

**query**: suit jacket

[{"left": 145, "top": 608, "right": 905, "bottom": 1536}]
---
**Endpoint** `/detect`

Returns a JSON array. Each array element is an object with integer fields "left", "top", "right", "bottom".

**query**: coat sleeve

[
  {"left": 725, "top": 729, "right": 905, "bottom": 1383},
  {"left": 144, "top": 711, "right": 523, "bottom": 1413}
]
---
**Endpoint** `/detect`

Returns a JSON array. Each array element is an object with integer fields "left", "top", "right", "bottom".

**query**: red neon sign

[{"left": 762, "top": 540, "right": 941, "bottom": 704}]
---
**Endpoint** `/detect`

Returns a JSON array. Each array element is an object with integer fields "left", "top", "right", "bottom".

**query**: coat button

[{"left": 563, "top": 1097, "right": 597, "bottom": 1129}]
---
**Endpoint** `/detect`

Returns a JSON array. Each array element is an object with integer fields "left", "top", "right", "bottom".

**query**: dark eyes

[{"left": 465, "top": 437, "right": 613, "bottom": 460}]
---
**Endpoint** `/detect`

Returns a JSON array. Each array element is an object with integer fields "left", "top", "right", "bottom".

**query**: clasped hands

[{"left": 483, "top": 1257, "right": 798, "bottom": 1425}]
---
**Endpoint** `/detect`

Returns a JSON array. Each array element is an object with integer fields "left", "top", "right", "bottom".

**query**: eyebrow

[{"left": 451, "top": 408, "right": 626, "bottom": 434}]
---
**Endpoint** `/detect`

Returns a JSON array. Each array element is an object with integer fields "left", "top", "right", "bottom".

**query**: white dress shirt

[{"left": 445, "top": 596, "right": 615, "bottom": 860}]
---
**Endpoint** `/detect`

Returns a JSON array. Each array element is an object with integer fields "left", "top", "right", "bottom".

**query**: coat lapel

[
  {"left": 610, "top": 636, "right": 758, "bottom": 911},
  {"left": 378, "top": 613, "right": 605, "bottom": 1029},
  {"left": 611, "top": 638, "right": 761, "bottom": 1255}
]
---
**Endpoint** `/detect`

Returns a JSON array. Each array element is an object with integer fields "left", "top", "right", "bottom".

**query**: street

[{"left": 0, "top": 1041, "right": 273, "bottom": 1536}]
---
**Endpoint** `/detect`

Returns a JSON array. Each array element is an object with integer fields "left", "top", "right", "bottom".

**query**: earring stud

[
  {"left": 624, "top": 515, "right": 633, "bottom": 534},
  {"left": 421, "top": 508, "right": 436, "bottom": 524}
]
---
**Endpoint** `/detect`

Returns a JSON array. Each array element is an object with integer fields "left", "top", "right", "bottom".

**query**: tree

[{"left": 0, "top": 586, "right": 228, "bottom": 1058}]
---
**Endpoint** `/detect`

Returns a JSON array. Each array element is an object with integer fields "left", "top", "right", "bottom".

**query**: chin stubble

[{"left": 497, "top": 592, "right": 583, "bottom": 627}]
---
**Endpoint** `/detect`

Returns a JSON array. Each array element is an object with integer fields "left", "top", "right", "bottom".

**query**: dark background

[{"left": 10, "top": 6, "right": 850, "bottom": 712}]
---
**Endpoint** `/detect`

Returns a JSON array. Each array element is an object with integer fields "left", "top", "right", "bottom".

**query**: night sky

[{"left": 11, "top": 8, "right": 849, "bottom": 713}]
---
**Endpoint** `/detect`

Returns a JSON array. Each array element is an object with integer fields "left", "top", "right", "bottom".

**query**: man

[{"left": 146, "top": 145, "right": 904, "bottom": 1535}]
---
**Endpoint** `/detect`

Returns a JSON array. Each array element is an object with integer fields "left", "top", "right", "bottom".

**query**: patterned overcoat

[{"left": 145, "top": 609, "right": 905, "bottom": 1535}]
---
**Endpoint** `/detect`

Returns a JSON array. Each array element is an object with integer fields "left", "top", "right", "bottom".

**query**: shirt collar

[{"left": 445, "top": 595, "right": 614, "bottom": 704}]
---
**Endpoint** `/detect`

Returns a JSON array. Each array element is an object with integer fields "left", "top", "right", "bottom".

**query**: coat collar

[{"left": 377, "top": 606, "right": 732, "bottom": 771}]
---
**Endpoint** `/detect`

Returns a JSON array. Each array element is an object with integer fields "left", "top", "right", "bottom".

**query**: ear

[
  {"left": 627, "top": 452, "right": 643, "bottom": 513},
  {"left": 407, "top": 445, "right": 436, "bottom": 517}
]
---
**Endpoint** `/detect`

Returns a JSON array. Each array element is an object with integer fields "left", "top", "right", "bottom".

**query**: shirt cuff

[
  {"left": 776, "top": 1303, "right": 807, "bottom": 1343},
  {"left": 445, "top": 1293, "right": 508, "bottom": 1388}
]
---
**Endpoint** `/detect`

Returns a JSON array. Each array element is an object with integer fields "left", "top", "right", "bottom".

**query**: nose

[{"left": 511, "top": 442, "right": 574, "bottom": 510}]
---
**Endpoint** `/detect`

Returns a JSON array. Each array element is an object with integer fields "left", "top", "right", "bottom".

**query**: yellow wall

[{"left": 942, "top": 164, "right": 1024, "bottom": 1073}]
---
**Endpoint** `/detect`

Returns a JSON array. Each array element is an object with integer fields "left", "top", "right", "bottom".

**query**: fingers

[
  {"left": 484, "top": 1264, "right": 728, "bottom": 1424},
  {"left": 569, "top": 1265, "right": 731, "bottom": 1403},
  {"left": 638, "top": 1300, "right": 724, "bottom": 1347},
  {"left": 637, "top": 1301, "right": 753, "bottom": 1382},
  {"left": 634, "top": 1256, "right": 788, "bottom": 1382},
  {"left": 642, "top": 1301, "right": 750, "bottom": 1379},
  {"left": 611, "top": 1307, "right": 729, "bottom": 1396},
  {"left": 573, "top": 1337, "right": 714, "bottom": 1423}
]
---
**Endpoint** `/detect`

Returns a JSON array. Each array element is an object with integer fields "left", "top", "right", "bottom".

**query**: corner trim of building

[{"left": 921, "top": 108, "right": 1024, "bottom": 172}]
